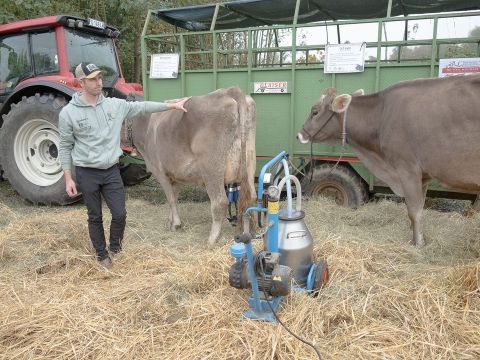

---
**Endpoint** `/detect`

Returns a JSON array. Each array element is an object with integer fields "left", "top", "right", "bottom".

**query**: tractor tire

[
  {"left": 0, "top": 93, "right": 79, "bottom": 205},
  {"left": 303, "top": 163, "right": 369, "bottom": 208}
]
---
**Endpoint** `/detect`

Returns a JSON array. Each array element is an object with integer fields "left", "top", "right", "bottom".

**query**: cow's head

[{"left": 297, "top": 88, "right": 364, "bottom": 144}]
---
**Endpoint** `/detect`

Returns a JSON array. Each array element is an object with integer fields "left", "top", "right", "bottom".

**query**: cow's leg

[
  {"left": 169, "top": 182, "right": 182, "bottom": 230},
  {"left": 465, "top": 194, "right": 480, "bottom": 217},
  {"left": 403, "top": 178, "right": 428, "bottom": 247},
  {"left": 153, "top": 171, "right": 182, "bottom": 231},
  {"left": 204, "top": 179, "right": 229, "bottom": 247}
]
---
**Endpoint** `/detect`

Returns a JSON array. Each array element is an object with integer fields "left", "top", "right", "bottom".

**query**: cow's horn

[{"left": 352, "top": 89, "right": 364, "bottom": 96}]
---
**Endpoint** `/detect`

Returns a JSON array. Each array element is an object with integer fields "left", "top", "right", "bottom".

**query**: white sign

[
  {"left": 149, "top": 53, "right": 180, "bottom": 79},
  {"left": 438, "top": 58, "right": 480, "bottom": 77},
  {"left": 324, "top": 43, "right": 366, "bottom": 74},
  {"left": 87, "top": 18, "right": 105, "bottom": 29},
  {"left": 254, "top": 81, "right": 288, "bottom": 93}
]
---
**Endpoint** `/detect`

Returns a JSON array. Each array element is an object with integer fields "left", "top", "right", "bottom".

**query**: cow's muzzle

[
  {"left": 297, "top": 132, "right": 310, "bottom": 144},
  {"left": 298, "top": 112, "right": 336, "bottom": 145}
]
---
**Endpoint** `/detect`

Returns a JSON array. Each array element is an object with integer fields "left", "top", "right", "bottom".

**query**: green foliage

[
  {"left": 440, "top": 27, "right": 479, "bottom": 58},
  {"left": 388, "top": 26, "right": 480, "bottom": 61}
]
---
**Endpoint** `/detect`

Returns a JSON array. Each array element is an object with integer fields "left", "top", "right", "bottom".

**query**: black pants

[{"left": 75, "top": 165, "right": 126, "bottom": 260}]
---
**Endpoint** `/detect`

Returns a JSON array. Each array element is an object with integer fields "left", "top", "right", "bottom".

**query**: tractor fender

[{"left": 0, "top": 81, "right": 75, "bottom": 118}]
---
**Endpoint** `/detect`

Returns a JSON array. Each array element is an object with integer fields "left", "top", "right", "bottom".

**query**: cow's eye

[{"left": 312, "top": 110, "right": 318, "bottom": 116}]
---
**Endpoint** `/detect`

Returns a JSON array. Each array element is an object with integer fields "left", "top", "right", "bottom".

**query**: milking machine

[
  {"left": 229, "top": 151, "right": 329, "bottom": 322},
  {"left": 226, "top": 183, "right": 240, "bottom": 225}
]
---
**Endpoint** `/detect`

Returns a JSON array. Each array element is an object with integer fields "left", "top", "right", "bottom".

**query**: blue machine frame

[{"left": 230, "top": 151, "right": 323, "bottom": 322}]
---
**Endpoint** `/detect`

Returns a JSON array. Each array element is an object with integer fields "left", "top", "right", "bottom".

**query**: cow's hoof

[
  {"left": 170, "top": 223, "right": 182, "bottom": 231},
  {"left": 465, "top": 207, "right": 477, "bottom": 218},
  {"left": 227, "top": 217, "right": 238, "bottom": 227},
  {"left": 412, "top": 236, "right": 426, "bottom": 247},
  {"left": 207, "top": 238, "right": 218, "bottom": 248}
]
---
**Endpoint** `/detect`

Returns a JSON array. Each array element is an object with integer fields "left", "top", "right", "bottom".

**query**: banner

[{"left": 438, "top": 58, "right": 480, "bottom": 77}]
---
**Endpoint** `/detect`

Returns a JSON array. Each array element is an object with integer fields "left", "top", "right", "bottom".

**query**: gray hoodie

[{"left": 59, "top": 93, "right": 167, "bottom": 171}]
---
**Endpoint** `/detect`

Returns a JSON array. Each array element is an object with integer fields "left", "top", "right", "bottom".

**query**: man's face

[{"left": 80, "top": 74, "right": 103, "bottom": 96}]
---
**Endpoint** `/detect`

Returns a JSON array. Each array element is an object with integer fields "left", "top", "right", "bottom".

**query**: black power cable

[{"left": 257, "top": 254, "right": 323, "bottom": 360}]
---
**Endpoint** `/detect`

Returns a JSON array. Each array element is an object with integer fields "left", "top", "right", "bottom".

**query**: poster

[
  {"left": 438, "top": 58, "right": 480, "bottom": 77},
  {"left": 149, "top": 53, "right": 180, "bottom": 79},
  {"left": 324, "top": 43, "right": 366, "bottom": 74}
]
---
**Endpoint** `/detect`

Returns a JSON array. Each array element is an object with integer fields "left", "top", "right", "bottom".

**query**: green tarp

[{"left": 155, "top": 0, "right": 480, "bottom": 31}]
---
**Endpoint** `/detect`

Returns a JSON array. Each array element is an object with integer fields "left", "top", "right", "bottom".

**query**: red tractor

[{"left": 0, "top": 15, "right": 148, "bottom": 205}]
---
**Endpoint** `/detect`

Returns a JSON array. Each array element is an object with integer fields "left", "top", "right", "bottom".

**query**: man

[{"left": 59, "top": 62, "right": 190, "bottom": 269}]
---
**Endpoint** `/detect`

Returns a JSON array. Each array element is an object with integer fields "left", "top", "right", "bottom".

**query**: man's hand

[
  {"left": 64, "top": 170, "right": 78, "bottom": 197},
  {"left": 168, "top": 97, "right": 191, "bottom": 112},
  {"left": 66, "top": 178, "right": 77, "bottom": 197}
]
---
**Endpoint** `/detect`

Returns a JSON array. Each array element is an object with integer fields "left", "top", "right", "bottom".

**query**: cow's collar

[{"left": 339, "top": 110, "right": 348, "bottom": 146}]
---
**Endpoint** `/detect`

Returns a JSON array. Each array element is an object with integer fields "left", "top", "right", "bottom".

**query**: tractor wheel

[
  {"left": 303, "top": 164, "right": 369, "bottom": 208},
  {"left": 0, "top": 93, "right": 79, "bottom": 205}
]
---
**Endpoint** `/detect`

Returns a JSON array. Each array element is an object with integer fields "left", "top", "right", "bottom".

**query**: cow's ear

[
  {"left": 352, "top": 89, "right": 364, "bottom": 97},
  {"left": 331, "top": 94, "right": 352, "bottom": 113}
]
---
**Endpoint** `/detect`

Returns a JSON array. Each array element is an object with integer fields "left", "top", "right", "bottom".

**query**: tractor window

[
  {"left": 65, "top": 28, "right": 119, "bottom": 87},
  {"left": 0, "top": 34, "right": 31, "bottom": 94},
  {"left": 31, "top": 32, "right": 58, "bottom": 75}
]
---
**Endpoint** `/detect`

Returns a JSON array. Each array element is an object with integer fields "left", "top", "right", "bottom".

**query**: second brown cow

[{"left": 298, "top": 75, "right": 480, "bottom": 247}]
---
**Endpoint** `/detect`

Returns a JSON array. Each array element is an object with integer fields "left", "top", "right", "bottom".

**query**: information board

[
  {"left": 149, "top": 54, "right": 180, "bottom": 79},
  {"left": 324, "top": 43, "right": 366, "bottom": 74}
]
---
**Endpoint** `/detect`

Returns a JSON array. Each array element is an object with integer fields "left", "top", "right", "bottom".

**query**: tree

[
  {"left": 296, "top": 53, "right": 321, "bottom": 65},
  {"left": 388, "top": 26, "right": 480, "bottom": 61},
  {"left": 440, "top": 26, "right": 480, "bottom": 58}
]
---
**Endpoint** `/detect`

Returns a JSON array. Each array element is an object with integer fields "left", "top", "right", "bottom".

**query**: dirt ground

[{"left": 0, "top": 178, "right": 479, "bottom": 359}]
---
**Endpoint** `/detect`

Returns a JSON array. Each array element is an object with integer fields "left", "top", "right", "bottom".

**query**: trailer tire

[
  {"left": 0, "top": 93, "right": 79, "bottom": 205},
  {"left": 303, "top": 164, "right": 369, "bottom": 208}
]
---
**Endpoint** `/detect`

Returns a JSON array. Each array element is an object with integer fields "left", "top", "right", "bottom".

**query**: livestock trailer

[{"left": 141, "top": 0, "right": 480, "bottom": 207}]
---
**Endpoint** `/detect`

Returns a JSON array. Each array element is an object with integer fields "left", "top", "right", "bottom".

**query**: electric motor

[{"left": 229, "top": 251, "right": 292, "bottom": 297}]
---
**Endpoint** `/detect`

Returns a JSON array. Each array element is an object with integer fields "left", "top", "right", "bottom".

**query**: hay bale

[{"left": 0, "top": 196, "right": 479, "bottom": 359}]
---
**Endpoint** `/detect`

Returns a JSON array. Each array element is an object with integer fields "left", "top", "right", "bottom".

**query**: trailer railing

[{"left": 141, "top": 1, "right": 480, "bottom": 202}]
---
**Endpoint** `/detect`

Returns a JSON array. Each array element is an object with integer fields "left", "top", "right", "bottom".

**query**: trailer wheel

[
  {"left": 303, "top": 164, "right": 369, "bottom": 208},
  {"left": 0, "top": 93, "right": 79, "bottom": 205}
]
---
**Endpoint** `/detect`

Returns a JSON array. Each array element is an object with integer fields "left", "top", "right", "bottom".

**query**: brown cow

[
  {"left": 131, "top": 87, "right": 256, "bottom": 246},
  {"left": 297, "top": 75, "right": 480, "bottom": 247}
]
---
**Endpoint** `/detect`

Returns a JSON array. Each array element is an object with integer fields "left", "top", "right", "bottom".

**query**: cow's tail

[{"left": 226, "top": 87, "right": 257, "bottom": 230}]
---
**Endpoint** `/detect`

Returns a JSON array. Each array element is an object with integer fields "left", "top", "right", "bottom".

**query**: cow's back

[{"left": 376, "top": 75, "right": 480, "bottom": 191}]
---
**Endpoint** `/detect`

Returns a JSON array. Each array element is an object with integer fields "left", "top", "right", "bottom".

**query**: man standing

[{"left": 59, "top": 62, "right": 189, "bottom": 269}]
